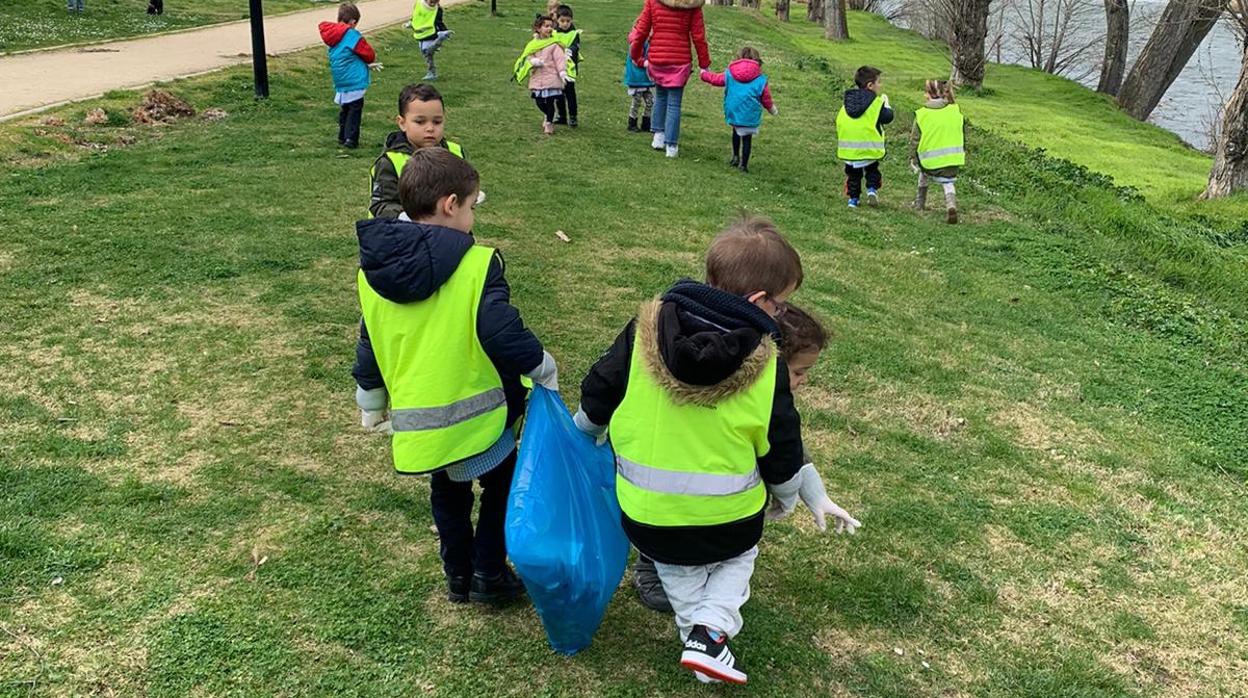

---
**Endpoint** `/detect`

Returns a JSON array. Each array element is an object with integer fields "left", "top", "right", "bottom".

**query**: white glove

[
  {"left": 525, "top": 351, "right": 559, "bottom": 392},
  {"left": 558, "top": 71, "right": 569, "bottom": 86},
  {"left": 360, "top": 409, "right": 392, "bottom": 434},
  {"left": 529, "top": 57, "right": 545, "bottom": 67},
  {"left": 573, "top": 406, "right": 609, "bottom": 446},
  {"left": 369, "top": 62, "right": 385, "bottom": 72},
  {"left": 475, "top": 189, "right": 487, "bottom": 205},
  {"left": 768, "top": 105, "right": 779, "bottom": 117},
  {"left": 768, "top": 464, "right": 861, "bottom": 534},
  {"left": 881, "top": 94, "right": 891, "bottom": 109},
  {"left": 564, "top": 73, "right": 576, "bottom": 83}
]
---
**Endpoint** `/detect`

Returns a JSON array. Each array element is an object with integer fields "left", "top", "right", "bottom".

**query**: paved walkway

[{"left": 0, "top": 0, "right": 462, "bottom": 120}]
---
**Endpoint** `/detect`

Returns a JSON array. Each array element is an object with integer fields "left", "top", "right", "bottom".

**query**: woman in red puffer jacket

[{"left": 629, "top": 0, "right": 711, "bottom": 158}]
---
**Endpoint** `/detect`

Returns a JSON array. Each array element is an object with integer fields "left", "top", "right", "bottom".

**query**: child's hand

[
  {"left": 360, "top": 409, "right": 392, "bottom": 434},
  {"left": 573, "top": 406, "right": 609, "bottom": 446},
  {"left": 768, "top": 105, "right": 779, "bottom": 117},
  {"left": 795, "top": 465, "right": 861, "bottom": 534},
  {"left": 881, "top": 94, "right": 891, "bottom": 109},
  {"left": 529, "top": 57, "right": 545, "bottom": 67},
  {"left": 369, "top": 62, "right": 384, "bottom": 72}
]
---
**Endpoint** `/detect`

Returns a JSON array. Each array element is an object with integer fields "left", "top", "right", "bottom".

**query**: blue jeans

[
  {"left": 651, "top": 85, "right": 685, "bottom": 146},
  {"left": 67, "top": 0, "right": 84, "bottom": 10}
]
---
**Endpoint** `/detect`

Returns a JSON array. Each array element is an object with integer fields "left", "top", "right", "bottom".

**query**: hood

[
  {"left": 925, "top": 97, "right": 949, "bottom": 109},
  {"left": 728, "top": 58, "right": 763, "bottom": 83},
  {"left": 637, "top": 280, "right": 779, "bottom": 407},
  {"left": 383, "top": 129, "right": 416, "bottom": 154},
  {"left": 842, "top": 88, "right": 878, "bottom": 119},
  {"left": 658, "top": 0, "right": 705, "bottom": 8},
  {"left": 319, "top": 21, "right": 351, "bottom": 48},
  {"left": 356, "top": 218, "right": 473, "bottom": 303}
]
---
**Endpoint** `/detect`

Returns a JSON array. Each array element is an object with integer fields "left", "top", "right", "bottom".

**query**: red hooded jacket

[
  {"left": 318, "top": 21, "right": 376, "bottom": 63},
  {"left": 629, "top": 0, "right": 710, "bottom": 70}
]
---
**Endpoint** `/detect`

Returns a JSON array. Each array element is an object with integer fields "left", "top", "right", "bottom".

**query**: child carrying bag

[{"left": 505, "top": 387, "right": 628, "bottom": 655}]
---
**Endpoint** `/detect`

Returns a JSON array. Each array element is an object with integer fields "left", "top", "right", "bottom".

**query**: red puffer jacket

[{"left": 629, "top": 0, "right": 710, "bottom": 69}]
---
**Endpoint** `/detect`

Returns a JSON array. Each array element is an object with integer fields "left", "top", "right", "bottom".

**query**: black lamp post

[{"left": 248, "top": 0, "right": 269, "bottom": 98}]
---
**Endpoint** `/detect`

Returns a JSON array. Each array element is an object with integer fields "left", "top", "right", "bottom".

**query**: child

[
  {"left": 319, "top": 3, "right": 376, "bottom": 149},
  {"left": 575, "top": 216, "right": 844, "bottom": 684},
  {"left": 369, "top": 83, "right": 475, "bottom": 220},
  {"left": 411, "top": 0, "right": 453, "bottom": 81},
  {"left": 353, "top": 148, "right": 559, "bottom": 604},
  {"left": 623, "top": 39, "right": 655, "bottom": 133},
  {"left": 836, "top": 65, "right": 894, "bottom": 208},
  {"left": 514, "top": 15, "right": 568, "bottom": 136},
  {"left": 700, "top": 46, "right": 778, "bottom": 174},
  {"left": 629, "top": 301, "right": 859, "bottom": 616},
  {"left": 552, "top": 5, "right": 582, "bottom": 127},
  {"left": 67, "top": 0, "right": 84, "bottom": 14},
  {"left": 910, "top": 79, "right": 966, "bottom": 224}
]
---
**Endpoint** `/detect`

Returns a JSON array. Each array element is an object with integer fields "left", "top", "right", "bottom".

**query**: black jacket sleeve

[
  {"left": 477, "top": 250, "right": 544, "bottom": 377},
  {"left": 369, "top": 155, "right": 404, "bottom": 220},
  {"left": 579, "top": 320, "right": 636, "bottom": 426},
  {"left": 569, "top": 34, "right": 582, "bottom": 64},
  {"left": 434, "top": 6, "right": 447, "bottom": 32},
  {"left": 352, "top": 320, "right": 385, "bottom": 390},
  {"left": 877, "top": 104, "right": 895, "bottom": 131},
  {"left": 757, "top": 357, "right": 805, "bottom": 485}
]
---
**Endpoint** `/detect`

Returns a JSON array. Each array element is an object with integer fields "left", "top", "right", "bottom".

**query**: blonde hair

[{"left": 925, "top": 79, "right": 955, "bottom": 103}]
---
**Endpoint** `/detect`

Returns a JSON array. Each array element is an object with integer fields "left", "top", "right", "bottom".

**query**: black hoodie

[
  {"left": 352, "top": 218, "right": 544, "bottom": 430},
  {"left": 579, "top": 280, "right": 805, "bottom": 565},
  {"left": 842, "top": 87, "right": 894, "bottom": 135},
  {"left": 368, "top": 131, "right": 466, "bottom": 220}
]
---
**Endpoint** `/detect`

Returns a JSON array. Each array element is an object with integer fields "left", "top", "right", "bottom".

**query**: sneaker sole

[
  {"left": 468, "top": 590, "right": 526, "bottom": 604},
  {"left": 680, "top": 652, "right": 747, "bottom": 684},
  {"left": 448, "top": 592, "right": 469, "bottom": 604},
  {"left": 867, "top": 194, "right": 879, "bottom": 207}
]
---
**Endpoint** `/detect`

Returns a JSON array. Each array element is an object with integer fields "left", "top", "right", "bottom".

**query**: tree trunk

[
  {"left": 1097, "top": 0, "right": 1129, "bottom": 95},
  {"left": 777, "top": 0, "right": 790, "bottom": 21},
  {"left": 848, "top": 0, "right": 866, "bottom": 8},
  {"left": 1117, "top": 0, "right": 1228, "bottom": 120},
  {"left": 1204, "top": 45, "right": 1248, "bottom": 198},
  {"left": 808, "top": 0, "right": 826, "bottom": 24},
  {"left": 825, "top": 0, "right": 849, "bottom": 40},
  {"left": 949, "top": 0, "right": 993, "bottom": 90},
  {"left": 740, "top": 0, "right": 760, "bottom": 8},
  {"left": 490, "top": 0, "right": 497, "bottom": 16}
]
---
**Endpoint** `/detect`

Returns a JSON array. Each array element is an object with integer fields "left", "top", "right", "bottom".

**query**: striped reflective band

[
  {"left": 391, "top": 389, "right": 506, "bottom": 432},
  {"left": 919, "top": 146, "right": 965, "bottom": 159},
  {"left": 838, "top": 140, "right": 884, "bottom": 149},
  {"left": 617, "top": 456, "right": 761, "bottom": 497}
]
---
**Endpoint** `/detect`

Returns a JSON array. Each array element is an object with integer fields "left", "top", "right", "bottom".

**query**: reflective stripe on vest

[
  {"left": 358, "top": 245, "right": 506, "bottom": 474},
  {"left": 835, "top": 97, "right": 886, "bottom": 161},
  {"left": 367, "top": 142, "right": 464, "bottom": 218},
  {"left": 915, "top": 104, "right": 966, "bottom": 169},
  {"left": 411, "top": 1, "right": 437, "bottom": 39},
  {"left": 610, "top": 306, "right": 774, "bottom": 528}
]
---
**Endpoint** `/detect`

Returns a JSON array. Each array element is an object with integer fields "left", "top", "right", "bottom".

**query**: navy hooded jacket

[{"left": 352, "top": 218, "right": 544, "bottom": 428}]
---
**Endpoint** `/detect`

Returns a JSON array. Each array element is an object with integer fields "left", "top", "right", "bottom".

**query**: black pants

[
  {"left": 555, "top": 82, "right": 578, "bottom": 121},
  {"left": 533, "top": 94, "right": 558, "bottom": 123},
  {"left": 429, "top": 450, "right": 516, "bottom": 579},
  {"left": 731, "top": 131, "right": 753, "bottom": 168},
  {"left": 337, "top": 97, "right": 364, "bottom": 146},
  {"left": 844, "top": 161, "right": 882, "bottom": 200}
]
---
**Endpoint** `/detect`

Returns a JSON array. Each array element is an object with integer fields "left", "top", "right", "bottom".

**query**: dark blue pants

[
  {"left": 337, "top": 97, "right": 364, "bottom": 147},
  {"left": 429, "top": 450, "right": 516, "bottom": 579},
  {"left": 845, "top": 161, "right": 882, "bottom": 200}
]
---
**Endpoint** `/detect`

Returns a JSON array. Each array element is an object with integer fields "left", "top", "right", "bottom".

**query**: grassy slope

[
  {"left": 2, "top": 2, "right": 1247, "bottom": 696},
  {"left": 0, "top": 0, "right": 312, "bottom": 52}
]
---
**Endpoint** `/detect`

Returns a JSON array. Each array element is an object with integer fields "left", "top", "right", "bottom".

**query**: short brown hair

[
  {"left": 399, "top": 148, "right": 480, "bottom": 219},
  {"left": 736, "top": 46, "right": 761, "bottom": 63},
  {"left": 705, "top": 214, "right": 803, "bottom": 297},
  {"left": 855, "top": 65, "right": 881, "bottom": 88},
  {"left": 533, "top": 14, "right": 553, "bottom": 31},
  {"left": 337, "top": 2, "right": 360, "bottom": 24},
  {"left": 398, "top": 83, "right": 443, "bottom": 117},
  {"left": 777, "top": 304, "right": 828, "bottom": 362}
]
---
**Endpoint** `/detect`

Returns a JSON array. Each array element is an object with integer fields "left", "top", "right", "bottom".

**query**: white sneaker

[
  {"left": 665, "top": 144, "right": 679, "bottom": 158},
  {"left": 651, "top": 131, "right": 665, "bottom": 150}
]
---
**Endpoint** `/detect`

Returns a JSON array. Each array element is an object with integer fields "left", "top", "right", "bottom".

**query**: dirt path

[{"left": 0, "top": 0, "right": 468, "bottom": 121}]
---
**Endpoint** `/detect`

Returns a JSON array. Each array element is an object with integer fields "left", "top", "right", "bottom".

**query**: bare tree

[
  {"left": 778, "top": 0, "right": 791, "bottom": 20},
  {"left": 1118, "top": 0, "right": 1228, "bottom": 120},
  {"left": 1205, "top": 3, "right": 1248, "bottom": 197},
  {"left": 949, "top": 0, "right": 994, "bottom": 89},
  {"left": 741, "top": 0, "right": 760, "bottom": 7},
  {"left": 849, "top": 0, "right": 907, "bottom": 19},
  {"left": 827, "top": 0, "right": 851, "bottom": 39},
  {"left": 809, "top": 0, "right": 827, "bottom": 23},
  {"left": 1097, "top": 0, "right": 1129, "bottom": 94},
  {"left": 1009, "top": 0, "right": 1103, "bottom": 79}
]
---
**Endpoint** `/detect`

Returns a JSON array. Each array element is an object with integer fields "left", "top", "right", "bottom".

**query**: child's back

[{"left": 320, "top": 3, "right": 375, "bottom": 149}]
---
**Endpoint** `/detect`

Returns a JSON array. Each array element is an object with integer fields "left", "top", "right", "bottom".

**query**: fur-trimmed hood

[{"left": 635, "top": 280, "right": 779, "bottom": 407}]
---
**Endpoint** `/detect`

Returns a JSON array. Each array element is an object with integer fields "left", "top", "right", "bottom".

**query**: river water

[{"left": 887, "top": 0, "right": 1241, "bottom": 150}]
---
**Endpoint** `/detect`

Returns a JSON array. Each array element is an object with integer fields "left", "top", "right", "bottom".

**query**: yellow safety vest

[
  {"left": 367, "top": 141, "right": 464, "bottom": 218},
  {"left": 411, "top": 1, "right": 438, "bottom": 39},
  {"left": 358, "top": 245, "right": 506, "bottom": 474},
  {"left": 836, "top": 97, "right": 886, "bottom": 161},
  {"left": 915, "top": 104, "right": 965, "bottom": 169},
  {"left": 610, "top": 309, "right": 775, "bottom": 528},
  {"left": 553, "top": 29, "right": 581, "bottom": 80}
]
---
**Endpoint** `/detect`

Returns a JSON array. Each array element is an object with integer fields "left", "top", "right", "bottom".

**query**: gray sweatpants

[{"left": 653, "top": 546, "right": 758, "bottom": 640}]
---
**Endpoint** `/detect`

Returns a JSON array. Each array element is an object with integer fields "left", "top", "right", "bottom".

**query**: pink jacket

[
  {"left": 527, "top": 42, "right": 567, "bottom": 91},
  {"left": 700, "top": 58, "right": 775, "bottom": 111}
]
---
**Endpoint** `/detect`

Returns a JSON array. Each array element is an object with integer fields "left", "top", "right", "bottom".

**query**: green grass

[
  {"left": 2, "top": 2, "right": 1247, "bottom": 696},
  {"left": 0, "top": 0, "right": 315, "bottom": 52}
]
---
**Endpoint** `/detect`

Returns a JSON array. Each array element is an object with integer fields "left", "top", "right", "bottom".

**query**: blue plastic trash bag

[{"left": 506, "top": 386, "right": 628, "bottom": 656}]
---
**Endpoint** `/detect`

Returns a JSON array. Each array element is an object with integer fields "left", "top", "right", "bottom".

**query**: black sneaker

[
  {"left": 469, "top": 567, "right": 526, "bottom": 604},
  {"left": 553, "top": 116, "right": 569, "bottom": 126},
  {"left": 628, "top": 117, "right": 639, "bottom": 132},
  {"left": 447, "top": 573, "right": 470, "bottom": 604},
  {"left": 729, "top": 156, "right": 740, "bottom": 168},
  {"left": 680, "top": 625, "right": 747, "bottom": 684},
  {"left": 632, "top": 558, "right": 673, "bottom": 613},
  {"left": 569, "top": 116, "right": 579, "bottom": 128},
  {"left": 739, "top": 164, "right": 750, "bottom": 174}
]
